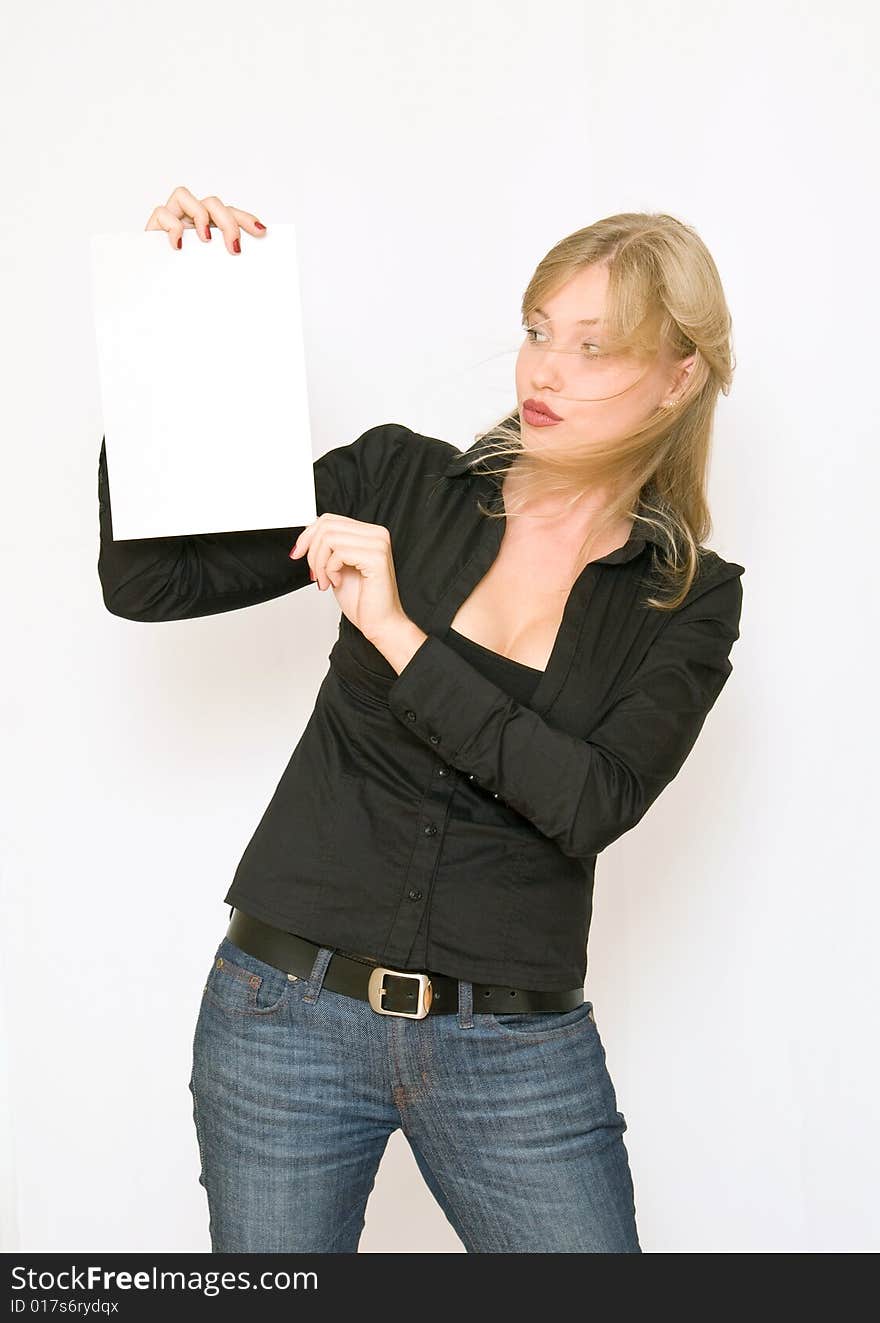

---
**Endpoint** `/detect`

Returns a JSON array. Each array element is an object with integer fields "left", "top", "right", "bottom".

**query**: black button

[
  {"left": 492, "top": 792, "right": 500, "bottom": 800},
  {"left": 405, "top": 709, "right": 417, "bottom": 721},
  {"left": 428, "top": 733, "right": 440, "bottom": 745},
  {"left": 467, "top": 773, "right": 478, "bottom": 783},
  {"left": 437, "top": 766, "right": 449, "bottom": 777},
  {"left": 407, "top": 888, "right": 422, "bottom": 901},
  {"left": 424, "top": 824, "right": 438, "bottom": 836}
]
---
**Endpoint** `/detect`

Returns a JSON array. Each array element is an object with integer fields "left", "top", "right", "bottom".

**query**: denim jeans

[{"left": 188, "top": 932, "right": 642, "bottom": 1253}]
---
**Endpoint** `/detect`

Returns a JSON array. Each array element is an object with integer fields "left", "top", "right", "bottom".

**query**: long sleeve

[
  {"left": 386, "top": 564, "right": 744, "bottom": 860},
  {"left": 97, "top": 424, "right": 407, "bottom": 622}
]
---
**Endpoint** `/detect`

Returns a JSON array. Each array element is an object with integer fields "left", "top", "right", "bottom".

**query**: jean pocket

[
  {"left": 201, "top": 937, "right": 297, "bottom": 1016},
  {"left": 486, "top": 998, "right": 596, "bottom": 1040}
]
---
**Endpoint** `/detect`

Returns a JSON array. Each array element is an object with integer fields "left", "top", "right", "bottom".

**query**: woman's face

[{"left": 515, "top": 264, "right": 692, "bottom": 458}]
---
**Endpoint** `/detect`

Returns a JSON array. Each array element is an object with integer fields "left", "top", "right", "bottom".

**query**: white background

[{"left": 1, "top": 0, "right": 877, "bottom": 1253}]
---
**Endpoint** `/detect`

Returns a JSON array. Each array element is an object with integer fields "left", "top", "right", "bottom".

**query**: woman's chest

[{"left": 448, "top": 535, "right": 581, "bottom": 671}]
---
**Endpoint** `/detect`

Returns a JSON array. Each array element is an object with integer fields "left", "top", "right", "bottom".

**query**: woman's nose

[{"left": 531, "top": 353, "right": 565, "bottom": 392}]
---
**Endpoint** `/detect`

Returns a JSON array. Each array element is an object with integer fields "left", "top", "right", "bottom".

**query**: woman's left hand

[{"left": 289, "top": 515, "right": 408, "bottom": 644}]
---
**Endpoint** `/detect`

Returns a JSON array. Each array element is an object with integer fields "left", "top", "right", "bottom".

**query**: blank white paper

[{"left": 89, "top": 223, "right": 316, "bottom": 540}]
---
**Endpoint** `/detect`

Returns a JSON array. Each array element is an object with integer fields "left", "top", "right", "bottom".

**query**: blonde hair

[{"left": 466, "top": 212, "right": 736, "bottom": 611}]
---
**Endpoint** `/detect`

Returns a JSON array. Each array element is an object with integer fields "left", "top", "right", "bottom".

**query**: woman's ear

[{"left": 668, "top": 352, "right": 697, "bottom": 399}]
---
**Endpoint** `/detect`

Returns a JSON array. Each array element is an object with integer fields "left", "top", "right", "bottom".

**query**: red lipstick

[{"left": 522, "top": 398, "right": 563, "bottom": 427}]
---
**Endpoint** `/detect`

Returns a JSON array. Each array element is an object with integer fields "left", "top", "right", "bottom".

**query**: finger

[
  {"left": 307, "top": 530, "right": 335, "bottom": 591},
  {"left": 197, "top": 194, "right": 241, "bottom": 253},
  {"left": 290, "top": 514, "right": 358, "bottom": 560},
  {"left": 289, "top": 524, "right": 317, "bottom": 558},
  {"left": 146, "top": 204, "right": 188, "bottom": 250},
  {"left": 164, "top": 186, "right": 215, "bottom": 244},
  {"left": 314, "top": 537, "right": 382, "bottom": 591},
  {"left": 293, "top": 525, "right": 327, "bottom": 587},
  {"left": 228, "top": 206, "right": 269, "bottom": 238},
  {"left": 173, "top": 187, "right": 241, "bottom": 254},
  {"left": 145, "top": 205, "right": 196, "bottom": 231},
  {"left": 306, "top": 524, "right": 374, "bottom": 589},
  {"left": 324, "top": 550, "right": 358, "bottom": 590}
]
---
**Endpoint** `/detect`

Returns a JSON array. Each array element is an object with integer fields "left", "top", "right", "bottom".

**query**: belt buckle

[{"left": 367, "top": 966, "right": 433, "bottom": 1019}]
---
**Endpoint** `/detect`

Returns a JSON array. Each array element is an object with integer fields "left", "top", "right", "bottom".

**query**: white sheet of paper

[{"left": 89, "top": 223, "right": 316, "bottom": 540}]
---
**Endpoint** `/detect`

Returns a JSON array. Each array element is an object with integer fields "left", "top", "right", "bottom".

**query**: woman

[{"left": 98, "top": 186, "right": 745, "bottom": 1253}]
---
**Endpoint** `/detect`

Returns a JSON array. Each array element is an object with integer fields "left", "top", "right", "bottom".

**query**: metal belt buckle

[{"left": 367, "top": 966, "right": 433, "bottom": 1019}]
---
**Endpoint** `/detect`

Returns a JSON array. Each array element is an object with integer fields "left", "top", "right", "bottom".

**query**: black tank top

[{"left": 445, "top": 626, "right": 543, "bottom": 703}]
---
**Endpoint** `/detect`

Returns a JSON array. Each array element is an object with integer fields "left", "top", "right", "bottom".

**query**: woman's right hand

[{"left": 144, "top": 185, "right": 268, "bottom": 254}]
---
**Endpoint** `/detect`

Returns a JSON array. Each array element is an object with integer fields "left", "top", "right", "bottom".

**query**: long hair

[{"left": 467, "top": 212, "right": 736, "bottom": 610}]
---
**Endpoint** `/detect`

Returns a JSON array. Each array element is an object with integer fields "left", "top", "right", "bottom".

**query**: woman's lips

[{"left": 522, "top": 403, "right": 562, "bottom": 428}]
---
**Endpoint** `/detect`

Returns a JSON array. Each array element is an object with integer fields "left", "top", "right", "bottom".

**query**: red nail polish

[
  {"left": 233, "top": 238, "right": 241, "bottom": 254},
  {"left": 309, "top": 569, "right": 315, "bottom": 581},
  {"left": 254, "top": 221, "right": 266, "bottom": 231},
  {"left": 177, "top": 237, "right": 182, "bottom": 249},
  {"left": 204, "top": 226, "right": 211, "bottom": 241}
]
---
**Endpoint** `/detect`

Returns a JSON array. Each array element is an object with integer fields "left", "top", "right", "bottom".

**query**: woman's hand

[
  {"left": 290, "top": 515, "right": 413, "bottom": 648},
  {"left": 144, "top": 185, "right": 268, "bottom": 253}
]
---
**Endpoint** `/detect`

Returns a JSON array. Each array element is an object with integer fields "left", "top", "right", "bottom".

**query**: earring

[{"left": 661, "top": 399, "right": 677, "bottom": 409}]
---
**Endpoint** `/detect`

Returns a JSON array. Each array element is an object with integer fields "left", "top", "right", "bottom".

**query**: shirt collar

[
  {"left": 442, "top": 431, "right": 513, "bottom": 479},
  {"left": 442, "top": 432, "right": 667, "bottom": 564}
]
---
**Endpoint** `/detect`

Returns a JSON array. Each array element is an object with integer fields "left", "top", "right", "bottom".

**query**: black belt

[{"left": 227, "top": 908, "right": 584, "bottom": 1020}]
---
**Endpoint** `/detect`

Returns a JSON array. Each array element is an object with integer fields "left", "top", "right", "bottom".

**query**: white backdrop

[{"left": 2, "top": 0, "right": 877, "bottom": 1254}]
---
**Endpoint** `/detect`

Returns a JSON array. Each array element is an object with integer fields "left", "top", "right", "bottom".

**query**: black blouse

[{"left": 97, "top": 421, "right": 745, "bottom": 991}]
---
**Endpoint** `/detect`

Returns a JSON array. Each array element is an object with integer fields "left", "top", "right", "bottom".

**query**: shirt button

[
  {"left": 407, "top": 888, "right": 422, "bottom": 901},
  {"left": 428, "top": 733, "right": 440, "bottom": 745},
  {"left": 467, "top": 773, "right": 478, "bottom": 783},
  {"left": 424, "top": 823, "right": 438, "bottom": 836},
  {"left": 405, "top": 709, "right": 417, "bottom": 721},
  {"left": 437, "top": 766, "right": 449, "bottom": 777}
]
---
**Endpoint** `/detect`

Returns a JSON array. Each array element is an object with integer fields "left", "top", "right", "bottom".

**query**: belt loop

[
  {"left": 457, "top": 978, "right": 474, "bottom": 1029},
  {"left": 302, "top": 946, "right": 335, "bottom": 1003}
]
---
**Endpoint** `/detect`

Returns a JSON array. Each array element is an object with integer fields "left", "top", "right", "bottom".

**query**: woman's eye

[{"left": 524, "top": 326, "right": 602, "bottom": 358}]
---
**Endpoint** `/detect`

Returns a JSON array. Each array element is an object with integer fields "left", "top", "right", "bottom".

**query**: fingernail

[
  {"left": 177, "top": 237, "right": 182, "bottom": 249},
  {"left": 204, "top": 226, "right": 211, "bottom": 241},
  {"left": 309, "top": 569, "right": 315, "bottom": 581},
  {"left": 233, "top": 238, "right": 241, "bottom": 254},
  {"left": 254, "top": 221, "right": 266, "bottom": 231}
]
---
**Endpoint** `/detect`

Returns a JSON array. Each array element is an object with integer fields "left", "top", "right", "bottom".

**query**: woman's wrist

[{"left": 368, "top": 615, "right": 429, "bottom": 675}]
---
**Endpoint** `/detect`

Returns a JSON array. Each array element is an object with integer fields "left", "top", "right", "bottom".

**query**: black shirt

[{"left": 97, "top": 422, "right": 745, "bottom": 991}]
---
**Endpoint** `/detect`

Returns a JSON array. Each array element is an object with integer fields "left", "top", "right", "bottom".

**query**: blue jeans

[{"left": 188, "top": 933, "right": 642, "bottom": 1253}]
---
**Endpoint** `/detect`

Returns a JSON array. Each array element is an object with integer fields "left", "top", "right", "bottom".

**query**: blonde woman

[{"left": 98, "top": 187, "right": 744, "bottom": 1253}]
